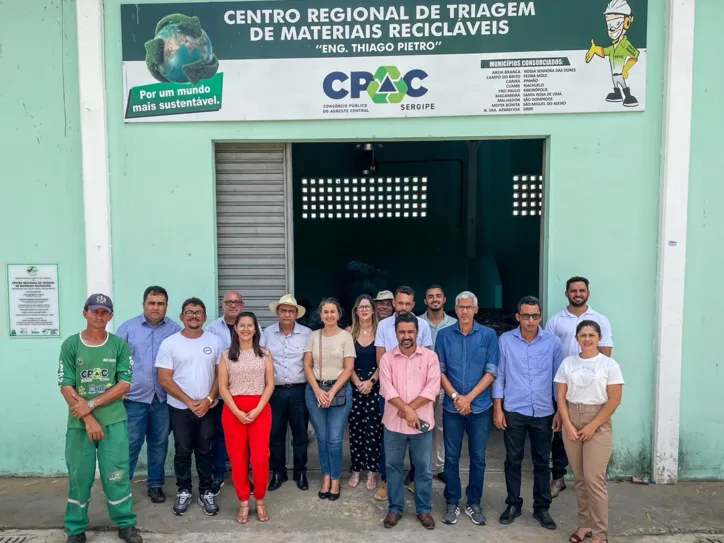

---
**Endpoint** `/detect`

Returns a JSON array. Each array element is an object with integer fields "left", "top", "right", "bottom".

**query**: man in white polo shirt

[
  {"left": 156, "top": 297, "right": 223, "bottom": 518},
  {"left": 374, "top": 286, "right": 433, "bottom": 500},
  {"left": 544, "top": 276, "right": 613, "bottom": 499}
]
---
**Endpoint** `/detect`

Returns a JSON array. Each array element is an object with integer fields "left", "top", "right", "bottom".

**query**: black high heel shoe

[{"left": 318, "top": 489, "right": 330, "bottom": 500}]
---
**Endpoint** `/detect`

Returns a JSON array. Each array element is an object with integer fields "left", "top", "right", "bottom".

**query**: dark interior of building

[{"left": 292, "top": 139, "right": 545, "bottom": 325}]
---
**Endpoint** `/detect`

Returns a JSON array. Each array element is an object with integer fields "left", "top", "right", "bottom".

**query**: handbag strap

[{"left": 317, "top": 330, "right": 323, "bottom": 382}]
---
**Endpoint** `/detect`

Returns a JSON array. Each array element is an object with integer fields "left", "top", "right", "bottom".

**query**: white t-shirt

[
  {"left": 545, "top": 307, "right": 613, "bottom": 357},
  {"left": 155, "top": 331, "right": 223, "bottom": 410},
  {"left": 374, "top": 314, "right": 433, "bottom": 352},
  {"left": 554, "top": 354, "right": 625, "bottom": 404}
]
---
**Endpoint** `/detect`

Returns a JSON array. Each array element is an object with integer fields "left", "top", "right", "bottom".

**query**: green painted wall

[
  {"left": 103, "top": 0, "right": 665, "bottom": 478},
  {"left": 679, "top": 0, "right": 724, "bottom": 480},
  {"left": 0, "top": 0, "right": 666, "bottom": 476},
  {"left": 0, "top": 0, "right": 86, "bottom": 474}
]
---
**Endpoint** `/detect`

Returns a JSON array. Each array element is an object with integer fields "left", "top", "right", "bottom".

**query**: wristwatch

[
  {"left": 370, "top": 377, "right": 377, "bottom": 385},
  {"left": 451, "top": 392, "right": 459, "bottom": 400},
  {"left": 87, "top": 400, "right": 96, "bottom": 410},
  {"left": 206, "top": 396, "right": 213, "bottom": 405}
]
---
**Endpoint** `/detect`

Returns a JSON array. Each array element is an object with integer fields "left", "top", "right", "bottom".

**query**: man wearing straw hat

[{"left": 260, "top": 294, "right": 312, "bottom": 492}]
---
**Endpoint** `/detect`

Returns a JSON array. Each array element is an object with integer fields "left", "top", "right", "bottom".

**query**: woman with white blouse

[
  {"left": 554, "top": 320, "right": 624, "bottom": 543},
  {"left": 304, "top": 298, "right": 355, "bottom": 500}
]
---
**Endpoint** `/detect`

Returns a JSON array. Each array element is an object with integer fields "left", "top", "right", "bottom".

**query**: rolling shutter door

[{"left": 215, "top": 143, "right": 292, "bottom": 326}]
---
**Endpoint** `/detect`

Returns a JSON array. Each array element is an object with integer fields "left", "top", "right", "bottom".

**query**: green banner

[
  {"left": 125, "top": 73, "right": 224, "bottom": 119},
  {"left": 121, "top": 0, "right": 648, "bottom": 61}
]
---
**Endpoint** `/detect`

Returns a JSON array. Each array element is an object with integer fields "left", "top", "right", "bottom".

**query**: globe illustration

[
  {"left": 157, "top": 24, "right": 214, "bottom": 83},
  {"left": 145, "top": 14, "right": 219, "bottom": 85}
]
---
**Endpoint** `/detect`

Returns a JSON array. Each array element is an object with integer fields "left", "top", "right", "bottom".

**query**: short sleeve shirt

[
  {"left": 604, "top": 36, "right": 640, "bottom": 73},
  {"left": 154, "top": 332, "right": 223, "bottom": 410},
  {"left": 57, "top": 333, "right": 133, "bottom": 429},
  {"left": 554, "top": 354, "right": 624, "bottom": 404},
  {"left": 305, "top": 329, "right": 356, "bottom": 381},
  {"left": 374, "top": 314, "right": 433, "bottom": 352},
  {"left": 545, "top": 307, "right": 613, "bottom": 358}
]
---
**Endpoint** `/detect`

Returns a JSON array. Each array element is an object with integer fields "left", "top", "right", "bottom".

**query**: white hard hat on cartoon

[{"left": 604, "top": 0, "right": 632, "bottom": 16}]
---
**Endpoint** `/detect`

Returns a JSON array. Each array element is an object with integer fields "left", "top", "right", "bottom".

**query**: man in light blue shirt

[
  {"left": 436, "top": 291, "right": 497, "bottom": 527},
  {"left": 116, "top": 285, "right": 181, "bottom": 504},
  {"left": 260, "top": 294, "right": 312, "bottom": 492},
  {"left": 419, "top": 285, "right": 458, "bottom": 480},
  {"left": 492, "top": 296, "right": 563, "bottom": 531}
]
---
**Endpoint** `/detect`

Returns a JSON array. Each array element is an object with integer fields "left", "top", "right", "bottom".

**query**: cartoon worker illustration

[{"left": 586, "top": 0, "right": 640, "bottom": 107}]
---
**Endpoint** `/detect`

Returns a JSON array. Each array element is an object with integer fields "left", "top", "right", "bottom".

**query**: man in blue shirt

[
  {"left": 436, "top": 291, "right": 498, "bottom": 527},
  {"left": 492, "top": 296, "right": 564, "bottom": 531},
  {"left": 116, "top": 286, "right": 182, "bottom": 504}
]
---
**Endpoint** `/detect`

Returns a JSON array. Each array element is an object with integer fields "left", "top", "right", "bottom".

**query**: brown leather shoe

[
  {"left": 383, "top": 512, "right": 402, "bottom": 528},
  {"left": 417, "top": 513, "right": 436, "bottom": 530}
]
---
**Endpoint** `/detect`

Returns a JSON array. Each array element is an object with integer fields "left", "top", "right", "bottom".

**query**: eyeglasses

[
  {"left": 357, "top": 306, "right": 372, "bottom": 311},
  {"left": 456, "top": 305, "right": 476, "bottom": 312},
  {"left": 519, "top": 314, "right": 542, "bottom": 321},
  {"left": 577, "top": 333, "right": 599, "bottom": 340},
  {"left": 237, "top": 324, "right": 256, "bottom": 331},
  {"left": 183, "top": 310, "right": 205, "bottom": 318},
  {"left": 223, "top": 300, "right": 243, "bottom": 306}
]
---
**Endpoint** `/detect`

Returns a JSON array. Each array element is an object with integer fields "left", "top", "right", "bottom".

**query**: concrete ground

[{"left": 1, "top": 472, "right": 723, "bottom": 542}]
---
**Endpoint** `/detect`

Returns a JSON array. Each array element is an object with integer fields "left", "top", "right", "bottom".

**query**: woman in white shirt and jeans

[{"left": 554, "top": 320, "right": 624, "bottom": 543}]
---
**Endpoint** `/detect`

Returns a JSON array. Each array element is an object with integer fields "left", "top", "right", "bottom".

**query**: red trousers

[{"left": 222, "top": 395, "right": 272, "bottom": 502}]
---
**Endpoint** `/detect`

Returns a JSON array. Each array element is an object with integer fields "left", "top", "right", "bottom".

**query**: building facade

[{"left": 0, "top": 0, "right": 720, "bottom": 482}]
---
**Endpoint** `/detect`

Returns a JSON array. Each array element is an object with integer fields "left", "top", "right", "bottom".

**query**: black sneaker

[
  {"left": 118, "top": 525, "right": 143, "bottom": 543},
  {"left": 172, "top": 490, "right": 193, "bottom": 516},
  {"left": 210, "top": 478, "right": 224, "bottom": 496},
  {"left": 67, "top": 534, "right": 87, "bottom": 543},
  {"left": 198, "top": 490, "right": 220, "bottom": 516}
]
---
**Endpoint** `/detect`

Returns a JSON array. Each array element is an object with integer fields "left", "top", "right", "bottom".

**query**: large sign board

[{"left": 121, "top": 0, "right": 648, "bottom": 122}]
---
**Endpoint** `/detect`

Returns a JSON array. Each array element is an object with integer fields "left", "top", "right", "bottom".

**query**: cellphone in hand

[{"left": 418, "top": 419, "right": 431, "bottom": 433}]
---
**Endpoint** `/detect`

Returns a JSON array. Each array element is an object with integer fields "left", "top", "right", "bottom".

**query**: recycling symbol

[{"left": 367, "top": 66, "right": 409, "bottom": 104}]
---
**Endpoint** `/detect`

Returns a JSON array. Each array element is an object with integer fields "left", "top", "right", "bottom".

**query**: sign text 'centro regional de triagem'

[{"left": 120, "top": 0, "right": 648, "bottom": 122}]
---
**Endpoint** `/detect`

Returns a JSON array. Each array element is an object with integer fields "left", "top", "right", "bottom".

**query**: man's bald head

[{"left": 222, "top": 291, "right": 245, "bottom": 322}]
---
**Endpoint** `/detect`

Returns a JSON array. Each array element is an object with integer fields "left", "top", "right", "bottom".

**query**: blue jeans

[
  {"left": 384, "top": 428, "right": 433, "bottom": 515},
  {"left": 443, "top": 408, "right": 492, "bottom": 506},
  {"left": 305, "top": 383, "right": 352, "bottom": 479},
  {"left": 211, "top": 400, "right": 229, "bottom": 481},
  {"left": 125, "top": 396, "right": 169, "bottom": 488}
]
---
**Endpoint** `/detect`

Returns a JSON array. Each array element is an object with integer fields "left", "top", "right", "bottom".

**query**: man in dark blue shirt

[{"left": 436, "top": 291, "right": 498, "bottom": 527}]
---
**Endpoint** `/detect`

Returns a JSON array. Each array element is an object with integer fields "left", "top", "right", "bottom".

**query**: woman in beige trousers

[{"left": 554, "top": 320, "right": 624, "bottom": 543}]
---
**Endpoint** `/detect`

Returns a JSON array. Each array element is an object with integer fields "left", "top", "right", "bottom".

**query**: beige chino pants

[{"left": 563, "top": 403, "right": 613, "bottom": 541}]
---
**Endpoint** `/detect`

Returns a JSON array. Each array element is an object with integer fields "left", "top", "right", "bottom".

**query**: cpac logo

[{"left": 323, "top": 66, "right": 428, "bottom": 103}]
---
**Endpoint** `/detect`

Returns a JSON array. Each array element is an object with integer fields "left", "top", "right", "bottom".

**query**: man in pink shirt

[{"left": 379, "top": 313, "right": 441, "bottom": 530}]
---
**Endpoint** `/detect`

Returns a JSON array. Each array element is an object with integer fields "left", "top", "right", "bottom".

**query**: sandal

[
  {"left": 569, "top": 530, "right": 592, "bottom": 543},
  {"left": 349, "top": 471, "right": 361, "bottom": 488},
  {"left": 256, "top": 502, "right": 269, "bottom": 522},
  {"left": 366, "top": 472, "right": 378, "bottom": 491},
  {"left": 237, "top": 502, "right": 250, "bottom": 525}
]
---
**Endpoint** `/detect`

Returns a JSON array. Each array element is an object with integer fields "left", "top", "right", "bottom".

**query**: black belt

[
  {"left": 275, "top": 382, "right": 306, "bottom": 388},
  {"left": 317, "top": 380, "right": 336, "bottom": 387}
]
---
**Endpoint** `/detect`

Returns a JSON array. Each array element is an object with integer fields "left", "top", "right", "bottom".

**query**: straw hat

[{"left": 269, "top": 294, "right": 306, "bottom": 318}]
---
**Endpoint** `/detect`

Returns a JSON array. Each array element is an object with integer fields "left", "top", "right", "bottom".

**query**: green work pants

[{"left": 64, "top": 420, "right": 137, "bottom": 536}]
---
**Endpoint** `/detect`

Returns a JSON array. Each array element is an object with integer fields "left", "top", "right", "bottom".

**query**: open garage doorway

[{"left": 290, "top": 139, "right": 546, "bottom": 473}]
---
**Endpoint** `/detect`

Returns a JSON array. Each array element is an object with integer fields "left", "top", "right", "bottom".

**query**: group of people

[{"left": 58, "top": 277, "right": 623, "bottom": 543}]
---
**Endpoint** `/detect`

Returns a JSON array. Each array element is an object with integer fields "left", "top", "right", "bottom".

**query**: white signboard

[{"left": 7, "top": 264, "right": 61, "bottom": 338}]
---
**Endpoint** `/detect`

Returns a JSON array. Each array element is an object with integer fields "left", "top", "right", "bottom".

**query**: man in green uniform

[
  {"left": 585, "top": 0, "right": 640, "bottom": 107},
  {"left": 58, "top": 294, "right": 143, "bottom": 543}
]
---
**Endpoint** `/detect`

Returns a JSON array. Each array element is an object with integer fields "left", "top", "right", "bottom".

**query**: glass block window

[
  {"left": 512, "top": 175, "right": 543, "bottom": 217},
  {"left": 300, "top": 177, "right": 428, "bottom": 219}
]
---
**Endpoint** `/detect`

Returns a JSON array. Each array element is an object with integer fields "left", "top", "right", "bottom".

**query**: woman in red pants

[{"left": 218, "top": 311, "right": 274, "bottom": 523}]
